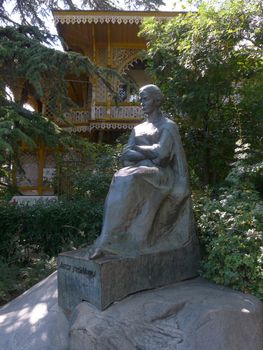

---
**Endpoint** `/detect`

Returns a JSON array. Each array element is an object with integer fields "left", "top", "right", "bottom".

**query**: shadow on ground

[{"left": 0, "top": 272, "right": 69, "bottom": 350}]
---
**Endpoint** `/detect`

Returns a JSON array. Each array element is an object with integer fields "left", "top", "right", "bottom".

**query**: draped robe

[{"left": 93, "top": 115, "right": 196, "bottom": 257}]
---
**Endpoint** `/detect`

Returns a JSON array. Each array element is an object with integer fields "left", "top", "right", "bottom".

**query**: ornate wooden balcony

[
  {"left": 60, "top": 104, "right": 144, "bottom": 133},
  {"left": 94, "top": 105, "right": 144, "bottom": 120}
]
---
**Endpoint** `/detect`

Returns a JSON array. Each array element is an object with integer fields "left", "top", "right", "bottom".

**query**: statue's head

[{"left": 139, "top": 84, "right": 163, "bottom": 108}]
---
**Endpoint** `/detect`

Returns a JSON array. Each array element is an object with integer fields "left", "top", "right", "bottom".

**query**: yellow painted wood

[
  {"left": 53, "top": 10, "right": 177, "bottom": 54},
  {"left": 92, "top": 23, "right": 96, "bottom": 63},
  {"left": 91, "top": 23, "right": 98, "bottom": 120},
  {"left": 18, "top": 185, "right": 53, "bottom": 190},
  {"left": 106, "top": 23, "right": 112, "bottom": 119},
  {"left": 107, "top": 23, "right": 112, "bottom": 67},
  {"left": 53, "top": 10, "right": 180, "bottom": 18},
  {"left": 111, "top": 43, "right": 146, "bottom": 49},
  {"left": 95, "top": 43, "right": 145, "bottom": 49}
]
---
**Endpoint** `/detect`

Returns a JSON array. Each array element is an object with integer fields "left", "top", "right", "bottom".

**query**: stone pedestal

[{"left": 57, "top": 241, "right": 200, "bottom": 313}]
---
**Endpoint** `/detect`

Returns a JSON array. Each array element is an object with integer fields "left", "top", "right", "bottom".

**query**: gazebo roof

[
  {"left": 53, "top": 10, "right": 181, "bottom": 25},
  {"left": 53, "top": 10, "right": 182, "bottom": 53}
]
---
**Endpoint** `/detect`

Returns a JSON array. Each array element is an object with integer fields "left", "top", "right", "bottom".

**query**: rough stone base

[
  {"left": 57, "top": 242, "right": 200, "bottom": 313},
  {"left": 1, "top": 273, "right": 262, "bottom": 350},
  {"left": 69, "top": 278, "right": 263, "bottom": 350}
]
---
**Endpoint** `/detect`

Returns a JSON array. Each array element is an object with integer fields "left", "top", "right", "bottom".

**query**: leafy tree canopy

[{"left": 140, "top": 0, "right": 263, "bottom": 185}]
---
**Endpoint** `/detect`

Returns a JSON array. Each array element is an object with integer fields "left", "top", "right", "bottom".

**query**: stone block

[{"left": 57, "top": 241, "right": 200, "bottom": 313}]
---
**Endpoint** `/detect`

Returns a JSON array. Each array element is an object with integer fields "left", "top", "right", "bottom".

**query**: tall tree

[
  {"left": 0, "top": 24, "right": 102, "bottom": 191},
  {"left": 140, "top": 0, "right": 263, "bottom": 185}
]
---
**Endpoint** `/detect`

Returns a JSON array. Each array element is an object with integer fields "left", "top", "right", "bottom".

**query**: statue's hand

[
  {"left": 122, "top": 149, "right": 145, "bottom": 162},
  {"left": 123, "top": 160, "right": 134, "bottom": 167},
  {"left": 134, "top": 144, "right": 158, "bottom": 159}
]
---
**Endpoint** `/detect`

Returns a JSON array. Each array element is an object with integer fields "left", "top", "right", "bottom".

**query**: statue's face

[{"left": 140, "top": 90, "right": 158, "bottom": 115}]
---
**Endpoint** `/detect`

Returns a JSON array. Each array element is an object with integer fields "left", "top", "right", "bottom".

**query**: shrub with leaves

[
  {"left": 0, "top": 198, "right": 102, "bottom": 260},
  {"left": 71, "top": 143, "right": 122, "bottom": 200},
  {"left": 195, "top": 140, "right": 263, "bottom": 300}
]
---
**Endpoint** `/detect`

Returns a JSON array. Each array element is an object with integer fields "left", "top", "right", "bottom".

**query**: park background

[{"left": 0, "top": 0, "right": 262, "bottom": 305}]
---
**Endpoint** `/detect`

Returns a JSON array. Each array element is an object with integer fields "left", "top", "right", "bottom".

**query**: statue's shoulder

[
  {"left": 162, "top": 116, "right": 178, "bottom": 132},
  {"left": 163, "top": 116, "right": 176, "bottom": 125},
  {"left": 134, "top": 120, "right": 148, "bottom": 130}
]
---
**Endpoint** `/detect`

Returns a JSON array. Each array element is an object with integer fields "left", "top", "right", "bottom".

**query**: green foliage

[
  {"left": 71, "top": 143, "right": 122, "bottom": 199},
  {"left": 0, "top": 23, "right": 119, "bottom": 193},
  {"left": 0, "top": 198, "right": 102, "bottom": 261},
  {"left": 194, "top": 142, "right": 263, "bottom": 300},
  {"left": 0, "top": 143, "right": 123, "bottom": 262},
  {"left": 141, "top": 1, "right": 263, "bottom": 298},
  {"left": 0, "top": 257, "right": 56, "bottom": 305},
  {"left": 0, "top": 24, "right": 106, "bottom": 114},
  {"left": 140, "top": 0, "right": 263, "bottom": 185},
  {"left": 53, "top": 142, "right": 122, "bottom": 198},
  {"left": 0, "top": 97, "right": 61, "bottom": 156}
]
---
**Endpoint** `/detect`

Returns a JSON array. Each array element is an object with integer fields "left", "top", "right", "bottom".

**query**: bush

[
  {"left": 194, "top": 145, "right": 263, "bottom": 300},
  {"left": 0, "top": 198, "right": 103, "bottom": 261},
  {"left": 195, "top": 187, "right": 263, "bottom": 299},
  {"left": 71, "top": 143, "right": 121, "bottom": 200},
  {"left": 54, "top": 143, "right": 122, "bottom": 198}
]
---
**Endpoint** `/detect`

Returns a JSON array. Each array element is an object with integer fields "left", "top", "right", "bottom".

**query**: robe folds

[{"left": 94, "top": 116, "right": 196, "bottom": 256}]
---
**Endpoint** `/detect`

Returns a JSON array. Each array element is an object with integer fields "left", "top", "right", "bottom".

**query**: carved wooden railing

[
  {"left": 63, "top": 110, "right": 91, "bottom": 123},
  {"left": 94, "top": 105, "right": 144, "bottom": 120},
  {"left": 57, "top": 105, "right": 144, "bottom": 132}
]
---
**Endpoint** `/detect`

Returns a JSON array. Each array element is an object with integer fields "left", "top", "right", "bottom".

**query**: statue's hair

[{"left": 139, "top": 84, "right": 163, "bottom": 105}]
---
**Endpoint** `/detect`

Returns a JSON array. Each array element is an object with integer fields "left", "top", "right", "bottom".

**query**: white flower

[{"left": 245, "top": 229, "right": 261, "bottom": 240}]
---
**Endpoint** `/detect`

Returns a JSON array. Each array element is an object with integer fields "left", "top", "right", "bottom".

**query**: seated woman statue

[{"left": 90, "top": 84, "right": 196, "bottom": 259}]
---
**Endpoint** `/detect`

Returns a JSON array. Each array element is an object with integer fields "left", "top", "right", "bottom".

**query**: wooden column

[
  {"left": 107, "top": 23, "right": 112, "bottom": 67},
  {"left": 106, "top": 23, "right": 112, "bottom": 120},
  {"left": 91, "top": 23, "right": 97, "bottom": 120}
]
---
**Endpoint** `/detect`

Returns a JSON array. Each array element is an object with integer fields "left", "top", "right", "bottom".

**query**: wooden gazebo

[{"left": 16, "top": 10, "right": 179, "bottom": 195}]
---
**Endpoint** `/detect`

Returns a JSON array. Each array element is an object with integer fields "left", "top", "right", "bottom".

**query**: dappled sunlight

[
  {"left": 0, "top": 272, "right": 69, "bottom": 350},
  {"left": 29, "top": 303, "right": 48, "bottom": 324},
  {"left": 17, "top": 307, "right": 30, "bottom": 318},
  {"left": 40, "top": 287, "right": 57, "bottom": 303},
  {"left": 0, "top": 314, "right": 7, "bottom": 324}
]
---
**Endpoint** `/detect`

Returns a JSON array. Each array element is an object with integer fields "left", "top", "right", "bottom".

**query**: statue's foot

[
  {"left": 89, "top": 248, "right": 105, "bottom": 260},
  {"left": 89, "top": 246, "right": 118, "bottom": 260}
]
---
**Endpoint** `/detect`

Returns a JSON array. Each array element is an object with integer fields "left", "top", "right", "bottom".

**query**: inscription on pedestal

[
  {"left": 57, "top": 241, "right": 200, "bottom": 313},
  {"left": 59, "top": 262, "right": 96, "bottom": 278}
]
